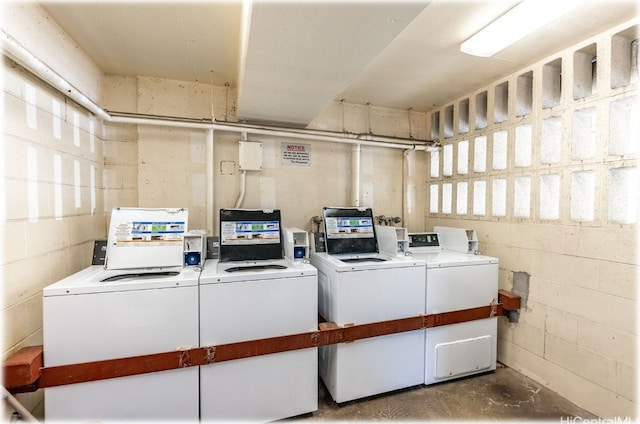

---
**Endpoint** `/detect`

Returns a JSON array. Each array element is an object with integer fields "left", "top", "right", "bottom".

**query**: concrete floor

[{"left": 291, "top": 364, "right": 597, "bottom": 421}]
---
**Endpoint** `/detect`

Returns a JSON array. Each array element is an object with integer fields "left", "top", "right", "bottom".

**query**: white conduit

[
  {"left": 234, "top": 170, "right": 247, "bottom": 208},
  {"left": 352, "top": 144, "right": 361, "bottom": 207},
  {"left": 402, "top": 149, "right": 412, "bottom": 226},
  {"left": 2, "top": 387, "right": 38, "bottom": 423},
  {"left": 108, "top": 115, "right": 436, "bottom": 151},
  {"left": 233, "top": 132, "right": 249, "bottom": 208},
  {"left": 205, "top": 129, "right": 215, "bottom": 235},
  {"left": 1, "top": 30, "right": 111, "bottom": 122}
]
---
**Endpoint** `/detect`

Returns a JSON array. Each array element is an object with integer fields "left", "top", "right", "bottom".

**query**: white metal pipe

[
  {"left": 1, "top": 29, "right": 110, "bottom": 121},
  {"left": 109, "top": 114, "right": 436, "bottom": 151},
  {"left": 2, "top": 387, "right": 38, "bottom": 423},
  {"left": 222, "top": 122, "right": 435, "bottom": 150},
  {"left": 206, "top": 129, "right": 215, "bottom": 236},
  {"left": 109, "top": 115, "right": 211, "bottom": 129},
  {"left": 352, "top": 144, "right": 361, "bottom": 207},
  {"left": 225, "top": 119, "right": 432, "bottom": 147},
  {"left": 233, "top": 134, "right": 249, "bottom": 209},
  {"left": 402, "top": 149, "right": 412, "bottom": 228}
]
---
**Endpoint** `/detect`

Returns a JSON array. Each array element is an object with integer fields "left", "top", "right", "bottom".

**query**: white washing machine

[
  {"left": 311, "top": 252, "right": 426, "bottom": 403},
  {"left": 43, "top": 265, "right": 201, "bottom": 422},
  {"left": 42, "top": 207, "right": 200, "bottom": 422},
  {"left": 310, "top": 207, "right": 426, "bottom": 403},
  {"left": 199, "top": 209, "right": 318, "bottom": 421},
  {"left": 408, "top": 230, "right": 498, "bottom": 386}
]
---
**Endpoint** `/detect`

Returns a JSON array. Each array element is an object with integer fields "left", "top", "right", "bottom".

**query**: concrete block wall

[
  {"left": 2, "top": 5, "right": 107, "bottom": 418},
  {"left": 2, "top": 59, "right": 106, "bottom": 418},
  {"left": 426, "top": 21, "right": 638, "bottom": 418}
]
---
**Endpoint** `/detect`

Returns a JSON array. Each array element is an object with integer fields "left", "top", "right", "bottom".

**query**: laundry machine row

[
  {"left": 43, "top": 262, "right": 319, "bottom": 423},
  {"left": 310, "top": 212, "right": 499, "bottom": 404},
  {"left": 42, "top": 207, "right": 498, "bottom": 421},
  {"left": 43, "top": 208, "right": 319, "bottom": 423}
]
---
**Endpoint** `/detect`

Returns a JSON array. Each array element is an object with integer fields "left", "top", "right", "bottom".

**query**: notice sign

[{"left": 281, "top": 142, "right": 311, "bottom": 166}]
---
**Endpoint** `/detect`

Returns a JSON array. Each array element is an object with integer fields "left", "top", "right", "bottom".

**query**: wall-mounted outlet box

[{"left": 239, "top": 141, "right": 263, "bottom": 171}]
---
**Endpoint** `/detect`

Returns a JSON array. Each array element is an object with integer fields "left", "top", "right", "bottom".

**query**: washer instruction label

[
  {"left": 324, "top": 217, "right": 374, "bottom": 239},
  {"left": 114, "top": 221, "right": 186, "bottom": 246},
  {"left": 221, "top": 221, "right": 280, "bottom": 245}
]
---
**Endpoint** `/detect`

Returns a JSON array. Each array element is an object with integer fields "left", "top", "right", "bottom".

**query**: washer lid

[
  {"left": 412, "top": 250, "right": 498, "bottom": 268},
  {"left": 311, "top": 251, "right": 425, "bottom": 272},
  {"left": 106, "top": 207, "right": 188, "bottom": 270},
  {"left": 199, "top": 258, "right": 317, "bottom": 284},
  {"left": 43, "top": 265, "right": 201, "bottom": 296}
]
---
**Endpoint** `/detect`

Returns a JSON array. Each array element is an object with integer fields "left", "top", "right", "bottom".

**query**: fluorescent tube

[{"left": 461, "top": 0, "right": 583, "bottom": 57}]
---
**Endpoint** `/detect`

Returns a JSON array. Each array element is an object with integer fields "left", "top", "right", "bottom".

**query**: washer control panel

[{"left": 408, "top": 233, "right": 440, "bottom": 248}]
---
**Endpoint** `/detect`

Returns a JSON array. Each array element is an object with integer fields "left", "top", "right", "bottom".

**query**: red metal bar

[
  {"left": 5, "top": 296, "right": 518, "bottom": 392},
  {"left": 498, "top": 289, "right": 521, "bottom": 310},
  {"left": 2, "top": 346, "right": 43, "bottom": 392}
]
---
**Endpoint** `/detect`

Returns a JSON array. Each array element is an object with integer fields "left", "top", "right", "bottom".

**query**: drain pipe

[
  {"left": 402, "top": 148, "right": 415, "bottom": 228},
  {"left": 206, "top": 129, "right": 215, "bottom": 235},
  {"left": 352, "top": 144, "right": 361, "bottom": 206}
]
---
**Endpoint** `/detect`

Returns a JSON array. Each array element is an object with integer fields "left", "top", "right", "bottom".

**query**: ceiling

[{"left": 40, "top": 0, "right": 637, "bottom": 128}]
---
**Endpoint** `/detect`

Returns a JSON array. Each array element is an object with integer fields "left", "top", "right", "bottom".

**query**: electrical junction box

[{"left": 239, "top": 141, "right": 263, "bottom": 171}]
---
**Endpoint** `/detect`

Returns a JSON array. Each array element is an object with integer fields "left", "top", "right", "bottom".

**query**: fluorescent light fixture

[{"left": 461, "top": 0, "right": 583, "bottom": 57}]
